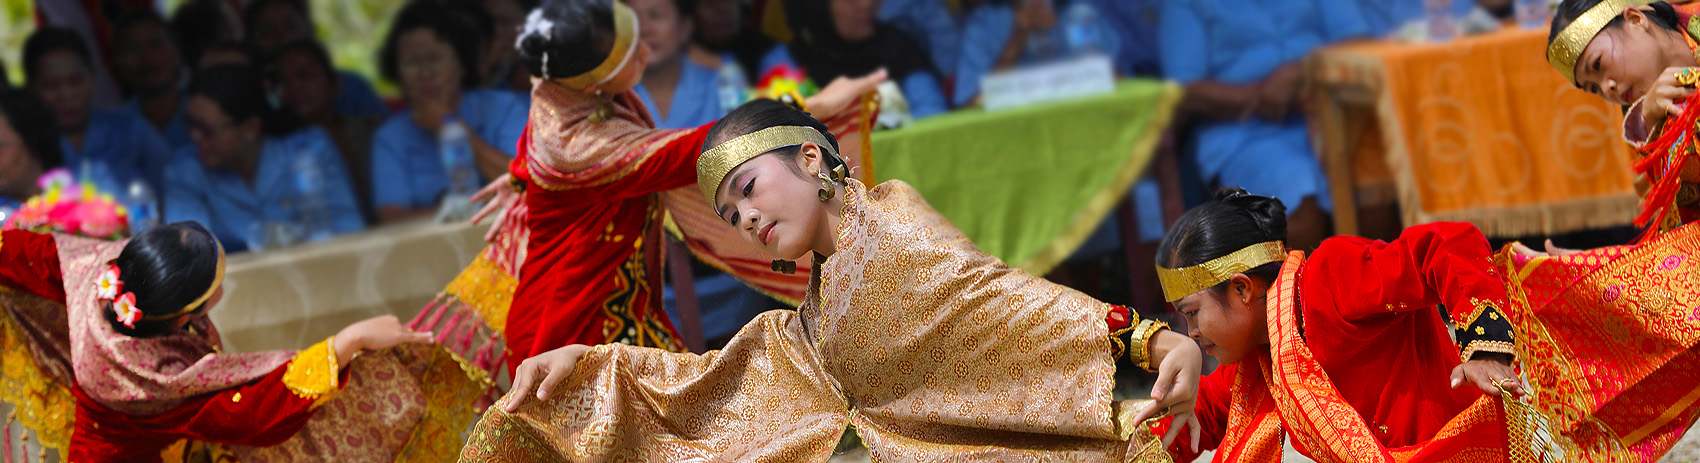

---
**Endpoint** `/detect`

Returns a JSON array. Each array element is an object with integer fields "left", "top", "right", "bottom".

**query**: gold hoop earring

[{"left": 817, "top": 172, "right": 835, "bottom": 201}]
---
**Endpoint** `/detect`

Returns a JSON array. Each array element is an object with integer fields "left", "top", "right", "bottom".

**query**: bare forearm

[{"left": 1178, "top": 81, "right": 1263, "bottom": 120}]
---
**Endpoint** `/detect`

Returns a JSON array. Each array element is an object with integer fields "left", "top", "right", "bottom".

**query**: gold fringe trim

[
  {"left": 395, "top": 347, "right": 495, "bottom": 463},
  {"left": 443, "top": 255, "right": 517, "bottom": 332},
  {"left": 1458, "top": 340, "right": 1517, "bottom": 363},
  {"left": 282, "top": 337, "right": 341, "bottom": 404},
  {"left": 0, "top": 305, "right": 72, "bottom": 461},
  {"left": 1014, "top": 82, "right": 1184, "bottom": 275}
]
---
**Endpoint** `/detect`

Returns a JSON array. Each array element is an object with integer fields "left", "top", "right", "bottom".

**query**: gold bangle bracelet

[{"left": 1129, "top": 319, "right": 1171, "bottom": 373}]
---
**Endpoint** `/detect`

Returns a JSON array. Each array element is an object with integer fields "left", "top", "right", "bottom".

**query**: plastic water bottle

[
  {"left": 1061, "top": 2, "right": 1105, "bottom": 56},
  {"left": 1426, "top": 0, "right": 1458, "bottom": 41},
  {"left": 291, "top": 150, "right": 330, "bottom": 242},
  {"left": 1516, "top": 0, "right": 1549, "bottom": 29},
  {"left": 718, "top": 60, "right": 749, "bottom": 114},
  {"left": 440, "top": 117, "right": 479, "bottom": 197},
  {"left": 435, "top": 116, "right": 479, "bottom": 222},
  {"left": 124, "top": 179, "right": 158, "bottom": 234}
]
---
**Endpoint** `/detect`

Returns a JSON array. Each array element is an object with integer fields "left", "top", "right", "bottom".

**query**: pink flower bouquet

[{"left": 2, "top": 169, "right": 131, "bottom": 240}]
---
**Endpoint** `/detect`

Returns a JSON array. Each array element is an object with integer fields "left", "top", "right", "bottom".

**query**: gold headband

[
  {"left": 558, "top": 1, "right": 639, "bottom": 88},
  {"left": 1547, "top": 0, "right": 1654, "bottom": 84},
  {"left": 1155, "top": 241, "right": 1287, "bottom": 302},
  {"left": 140, "top": 234, "right": 226, "bottom": 320},
  {"left": 696, "top": 125, "right": 841, "bottom": 202}
]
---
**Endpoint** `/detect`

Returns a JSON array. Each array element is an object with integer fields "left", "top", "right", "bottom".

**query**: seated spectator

[
  {"left": 171, "top": 0, "right": 244, "bottom": 69},
  {"left": 196, "top": 41, "right": 259, "bottom": 69},
  {"left": 878, "top": 0, "right": 961, "bottom": 77},
  {"left": 690, "top": 0, "right": 777, "bottom": 75},
  {"left": 953, "top": 0, "right": 1122, "bottom": 107},
  {"left": 162, "top": 65, "right": 364, "bottom": 250},
  {"left": 0, "top": 89, "right": 64, "bottom": 210},
  {"left": 1080, "top": 0, "right": 1161, "bottom": 76},
  {"left": 268, "top": 39, "right": 382, "bottom": 224},
  {"left": 763, "top": 0, "right": 949, "bottom": 118},
  {"left": 370, "top": 0, "right": 526, "bottom": 223},
  {"left": 632, "top": 0, "right": 726, "bottom": 128},
  {"left": 244, "top": 0, "right": 389, "bottom": 117},
  {"left": 111, "top": 9, "right": 193, "bottom": 151},
  {"left": 480, "top": 0, "right": 539, "bottom": 95},
  {"left": 24, "top": 26, "right": 175, "bottom": 194},
  {"left": 1161, "top": 0, "right": 1372, "bottom": 250}
]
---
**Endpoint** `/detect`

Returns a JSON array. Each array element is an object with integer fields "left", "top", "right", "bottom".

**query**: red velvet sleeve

[
  {"left": 174, "top": 363, "right": 341, "bottom": 446},
  {"left": 1307, "top": 222, "right": 1507, "bottom": 323},
  {"left": 0, "top": 230, "right": 66, "bottom": 304},
  {"left": 586, "top": 121, "right": 712, "bottom": 198},
  {"left": 1155, "top": 363, "right": 1233, "bottom": 462}
]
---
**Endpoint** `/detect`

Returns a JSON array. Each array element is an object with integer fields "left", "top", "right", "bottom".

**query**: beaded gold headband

[
  {"left": 1547, "top": 0, "right": 1654, "bottom": 84},
  {"left": 696, "top": 125, "right": 841, "bottom": 202},
  {"left": 558, "top": 1, "right": 639, "bottom": 88},
  {"left": 1155, "top": 241, "right": 1286, "bottom": 302}
]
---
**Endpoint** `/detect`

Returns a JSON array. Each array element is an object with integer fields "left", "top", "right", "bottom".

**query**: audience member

[
  {"left": 171, "top": 0, "right": 245, "bottom": 68},
  {"left": 0, "top": 89, "right": 64, "bottom": 210},
  {"left": 111, "top": 9, "right": 193, "bottom": 151},
  {"left": 268, "top": 39, "right": 383, "bottom": 223},
  {"left": 632, "top": 0, "right": 726, "bottom": 128},
  {"left": 764, "top": 0, "right": 949, "bottom": 118},
  {"left": 480, "top": 0, "right": 539, "bottom": 95},
  {"left": 163, "top": 65, "right": 365, "bottom": 251},
  {"left": 243, "top": 0, "right": 390, "bottom": 117},
  {"left": 953, "top": 0, "right": 1121, "bottom": 107},
  {"left": 1160, "top": 0, "right": 1373, "bottom": 251},
  {"left": 370, "top": 0, "right": 526, "bottom": 223},
  {"left": 24, "top": 27, "right": 175, "bottom": 194},
  {"left": 878, "top": 0, "right": 961, "bottom": 77},
  {"left": 690, "top": 0, "right": 777, "bottom": 75}
]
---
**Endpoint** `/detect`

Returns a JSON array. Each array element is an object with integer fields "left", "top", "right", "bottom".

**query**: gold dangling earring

[
  {"left": 771, "top": 259, "right": 797, "bottom": 274},
  {"left": 817, "top": 173, "right": 835, "bottom": 201}
]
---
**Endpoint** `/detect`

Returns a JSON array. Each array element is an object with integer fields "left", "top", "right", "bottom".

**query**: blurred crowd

[{"left": 0, "top": 0, "right": 1521, "bottom": 256}]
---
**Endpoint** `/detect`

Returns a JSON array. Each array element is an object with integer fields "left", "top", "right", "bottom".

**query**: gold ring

[
  {"left": 1677, "top": 68, "right": 1700, "bottom": 87},
  {"left": 1493, "top": 377, "right": 1518, "bottom": 391}
]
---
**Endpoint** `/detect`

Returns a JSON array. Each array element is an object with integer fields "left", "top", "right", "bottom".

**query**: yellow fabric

[
  {"left": 461, "top": 180, "right": 1168, "bottom": 461},
  {"left": 282, "top": 336, "right": 341, "bottom": 403},
  {"left": 1313, "top": 29, "right": 1639, "bottom": 236},
  {"left": 0, "top": 295, "right": 72, "bottom": 461},
  {"left": 442, "top": 254, "right": 516, "bottom": 332}
]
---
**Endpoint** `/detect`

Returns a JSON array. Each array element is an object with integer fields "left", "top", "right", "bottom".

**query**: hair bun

[{"left": 1211, "top": 186, "right": 1288, "bottom": 241}]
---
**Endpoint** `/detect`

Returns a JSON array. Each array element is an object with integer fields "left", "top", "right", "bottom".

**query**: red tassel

[
  {"left": 407, "top": 299, "right": 440, "bottom": 331},
  {"left": 437, "top": 311, "right": 466, "bottom": 344},
  {"left": 1630, "top": 90, "right": 1700, "bottom": 242}
]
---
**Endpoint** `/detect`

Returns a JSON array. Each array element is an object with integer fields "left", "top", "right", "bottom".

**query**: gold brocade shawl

[{"left": 461, "top": 180, "right": 1158, "bottom": 462}]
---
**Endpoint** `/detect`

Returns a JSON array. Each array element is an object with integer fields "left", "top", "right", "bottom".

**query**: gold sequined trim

[
  {"left": 443, "top": 255, "right": 517, "bottom": 331},
  {"left": 282, "top": 336, "right": 341, "bottom": 403},
  {"left": 232, "top": 392, "right": 241, "bottom": 403},
  {"left": 0, "top": 298, "right": 72, "bottom": 460},
  {"left": 1459, "top": 340, "right": 1517, "bottom": 363},
  {"left": 1155, "top": 241, "right": 1286, "bottom": 302}
]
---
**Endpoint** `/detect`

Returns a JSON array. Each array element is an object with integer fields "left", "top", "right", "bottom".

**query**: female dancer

[
  {"left": 1151, "top": 189, "right": 1700, "bottom": 461},
  {"left": 458, "top": 99, "right": 1204, "bottom": 461},
  {"left": 417, "top": 0, "right": 882, "bottom": 377},
  {"left": 0, "top": 223, "right": 488, "bottom": 462},
  {"left": 1547, "top": 0, "right": 1700, "bottom": 240}
]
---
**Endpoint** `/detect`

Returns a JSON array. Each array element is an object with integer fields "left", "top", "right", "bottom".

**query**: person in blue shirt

[
  {"left": 24, "top": 27, "right": 175, "bottom": 195},
  {"left": 162, "top": 65, "right": 365, "bottom": 251},
  {"left": 111, "top": 9, "right": 193, "bottom": 152},
  {"left": 0, "top": 90, "right": 64, "bottom": 211},
  {"left": 243, "top": 0, "right": 390, "bottom": 118},
  {"left": 370, "top": 0, "right": 527, "bottom": 224},
  {"left": 631, "top": 0, "right": 726, "bottom": 129},
  {"left": 1161, "top": 0, "right": 1376, "bottom": 251},
  {"left": 268, "top": 39, "right": 385, "bottom": 225},
  {"left": 762, "top": 0, "right": 950, "bottom": 118},
  {"left": 953, "top": 0, "right": 1123, "bottom": 107},
  {"left": 878, "top": 0, "right": 961, "bottom": 76}
]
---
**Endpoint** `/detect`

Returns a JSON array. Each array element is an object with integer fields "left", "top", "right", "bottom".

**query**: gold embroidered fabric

[
  {"left": 230, "top": 344, "right": 492, "bottom": 463},
  {"left": 0, "top": 292, "right": 74, "bottom": 461},
  {"left": 462, "top": 180, "right": 1156, "bottom": 461},
  {"left": 442, "top": 255, "right": 517, "bottom": 332},
  {"left": 282, "top": 336, "right": 341, "bottom": 403},
  {"left": 1155, "top": 241, "right": 1286, "bottom": 302}
]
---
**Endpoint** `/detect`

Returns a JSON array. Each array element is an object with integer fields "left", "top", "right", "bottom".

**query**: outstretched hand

[
  {"left": 1128, "top": 329, "right": 1203, "bottom": 450},
  {"left": 803, "top": 69, "right": 888, "bottom": 119},
  {"left": 1451, "top": 354, "right": 1527, "bottom": 397},
  {"left": 503, "top": 344, "right": 593, "bottom": 413},
  {"left": 472, "top": 173, "right": 519, "bottom": 243}
]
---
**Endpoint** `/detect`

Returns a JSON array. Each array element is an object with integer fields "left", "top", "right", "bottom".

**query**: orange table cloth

[{"left": 1308, "top": 28, "right": 1638, "bottom": 237}]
